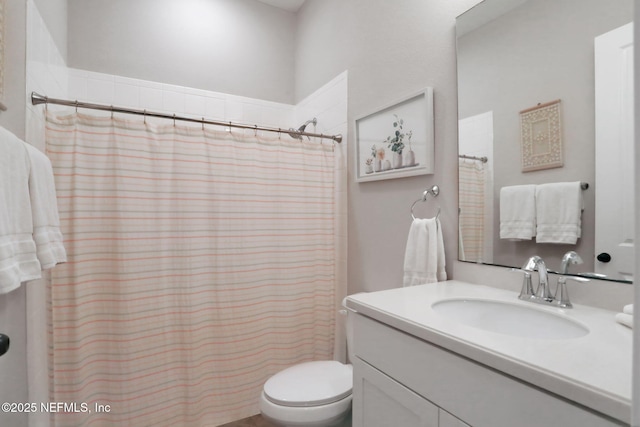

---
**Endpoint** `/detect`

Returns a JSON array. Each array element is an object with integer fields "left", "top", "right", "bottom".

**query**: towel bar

[{"left": 411, "top": 185, "right": 441, "bottom": 220}]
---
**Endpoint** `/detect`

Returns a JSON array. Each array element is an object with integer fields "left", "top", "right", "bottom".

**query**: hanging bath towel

[
  {"left": 24, "top": 143, "right": 67, "bottom": 268},
  {"left": 403, "top": 217, "right": 446, "bottom": 286},
  {"left": 499, "top": 184, "right": 536, "bottom": 240},
  {"left": 535, "top": 181, "right": 583, "bottom": 244},
  {"left": 0, "top": 127, "right": 41, "bottom": 293}
]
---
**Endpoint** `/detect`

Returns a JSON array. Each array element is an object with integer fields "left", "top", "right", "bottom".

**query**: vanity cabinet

[{"left": 351, "top": 313, "right": 627, "bottom": 427}]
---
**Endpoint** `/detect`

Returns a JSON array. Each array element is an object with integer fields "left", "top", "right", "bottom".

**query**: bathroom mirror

[{"left": 456, "top": 0, "right": 634, "bottom": 282}]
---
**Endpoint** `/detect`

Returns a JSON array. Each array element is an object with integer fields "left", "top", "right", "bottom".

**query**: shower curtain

[
  {"left": 458, "top": 159, "right": 486, "bottom": 262},
  {"left": 45, "top": 111, "right": 342, "bottom": 427}
]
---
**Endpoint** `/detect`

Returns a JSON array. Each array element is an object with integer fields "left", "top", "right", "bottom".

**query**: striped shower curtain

[
  {"left": 45, "top": 111, "right": 339, "bottom": 426},
  {"left": 458, "top": 159, "right": 486, "bottom": 262}
]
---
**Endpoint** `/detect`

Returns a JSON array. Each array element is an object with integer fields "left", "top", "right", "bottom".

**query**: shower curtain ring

[
  {"left": 228, "top": 121, "right": 232, "bottom": 133},
  {"left": 202, "top": 117, "right": 205, "bottom": 131},
  {"left": 143, "top": 109, "right": 147, "bottom": 124},
  {"left": 74, "top": 100, "right": 78, "bottom": 113},
  {"left": 278, "top": 128, "right": 281, "bottom": 139},
  {"left": 173, "top": 114, "right": 176, "bottom": 127},
  {"left": 254, "top": 125, "right": 258, "bottom": 136},
  {"left": 111, "top": 106, "right": 114, "bottom": 119}
]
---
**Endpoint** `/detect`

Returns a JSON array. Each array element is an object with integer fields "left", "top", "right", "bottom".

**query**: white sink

[{"left": 431, "top": 298, "right": 589, "bottom": 339}]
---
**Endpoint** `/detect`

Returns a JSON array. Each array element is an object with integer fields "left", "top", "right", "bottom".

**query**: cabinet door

[
  {"left": 440, "top": 409, "right": 471, "bottom": 427},
  {"left": 352, "top": 358, "right": 438, "bottom": 427}
]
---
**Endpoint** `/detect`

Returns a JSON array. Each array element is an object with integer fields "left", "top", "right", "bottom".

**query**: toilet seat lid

[{"left": 264, "top": 361, "right": 353, "bottom": 407}]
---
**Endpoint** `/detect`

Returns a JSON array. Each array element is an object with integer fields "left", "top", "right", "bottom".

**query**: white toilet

[{"left": 259, "top": 301, "right": 356, "bottom": 427}]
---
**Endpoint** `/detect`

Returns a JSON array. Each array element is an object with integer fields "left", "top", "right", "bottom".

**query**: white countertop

[{"left": 346, "top": 281, "right": 632, "bottom": 424}]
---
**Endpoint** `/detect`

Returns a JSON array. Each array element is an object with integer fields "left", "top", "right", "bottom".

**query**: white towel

[
  {"left": 24, "top": 143, "right": 67, "bottom": 269},
  {"left": 535, "top": 182, "right": 582, "bottom": 244},
  {"left": 403, "top": 218, "right": 446, "bottom": 287},
  {"left": 499, "top": 185, "right": 536, "bottom": 240},
  {"left": 623, "top": 304, "right": 634, "bottom": 315},
  {"left": 0, "top": 127, "right": 41, "bottom": 293},
  {"left": 615, "top": 313, "right": 633, "bottom": 329}
]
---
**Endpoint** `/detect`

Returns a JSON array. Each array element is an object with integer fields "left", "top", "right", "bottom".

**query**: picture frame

[
  {"left": 520, "top": 99, "right": 563, "bottom": 172},
  {"left": 355, "top": 88, "right": 434, "bottom": 182}
]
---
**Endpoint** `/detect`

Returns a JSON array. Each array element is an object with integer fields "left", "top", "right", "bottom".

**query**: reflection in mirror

[{"left": 456, "top": 0, "right": 634, "bottom": 283}]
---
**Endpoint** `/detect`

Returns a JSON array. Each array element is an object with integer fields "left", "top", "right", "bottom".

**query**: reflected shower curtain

[
  {"left": 458, "top": 159, "right": 486, "bottom": 262},
  {"left": 45, "top": 111, "right": 339, "bottom": 427}
]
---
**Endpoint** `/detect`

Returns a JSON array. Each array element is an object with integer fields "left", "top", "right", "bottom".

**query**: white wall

[
  {"left": 32, "top": 0, "right": 66, "bottom": 60},
  {"left": 66, "top": 68, "right": 295, "bottom": 126},
  {"left": 295, "top": 0, "right": 481, "bottom": 294},
  {"left": 67, "top": 0, "right": 296, "bottom": 104},
  {"left": 0, "top": 1, "right": 28, "bottom": 426},
  {"left": 0, "top": 0, "right": 27, "bottom": 139}
]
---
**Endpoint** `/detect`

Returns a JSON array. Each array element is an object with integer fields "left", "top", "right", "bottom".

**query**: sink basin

[{"left": 431, "top": 299, "right": 589, "bottom": 339}]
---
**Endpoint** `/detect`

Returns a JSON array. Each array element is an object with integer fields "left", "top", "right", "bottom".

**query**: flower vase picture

[
  {"left": 393, "top": 152, "right": 403, "bottom": 169},
  {"left": 355, "top": 88, "right": 434, "bottom": 182},
  {"left": 404, "top": 149, "right": 416, "bottom": 167},
  {"left": 385, "top": 114, "right": 413, "bottom": 170},
  {"left": 365, "top": 158, "right": 374, "bottom": 174}
]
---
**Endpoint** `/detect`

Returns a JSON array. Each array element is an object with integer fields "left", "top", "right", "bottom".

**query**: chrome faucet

[
  {"left": 560, "top": 251, "right": 583, "bottom": 274},
  {"left": 511, "top": 253, "right": 589, "bottom": 308},
  {"left": 555, "top": 251, "right": 588, "bottom": 308},
  {"left": 523, "top": 255, "right": 552, "bottom": 301}
]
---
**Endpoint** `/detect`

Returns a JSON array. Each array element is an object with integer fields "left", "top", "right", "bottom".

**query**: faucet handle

[
  {"left": 561, "top": 251, "right": 583, "bottom": 274},
  {"left": 555, "top": 275, "right": 590, "bottom": 308},
  {"left": 509, "top": 268, "right": 534, "bottom": 300},
  {"left": 522, "top": 256, "right": 537, "bottom": 271}
]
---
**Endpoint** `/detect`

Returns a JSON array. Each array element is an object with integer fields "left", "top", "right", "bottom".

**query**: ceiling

[{"left": 254, "top": 0, "right": 307, "bottom": 12}]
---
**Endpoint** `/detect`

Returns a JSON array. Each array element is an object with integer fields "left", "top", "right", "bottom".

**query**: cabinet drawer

[{"left": 353, "top": 314, "right": 626, "bottom": 427}]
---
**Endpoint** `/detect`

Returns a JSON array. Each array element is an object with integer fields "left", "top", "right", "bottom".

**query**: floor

[{"left": 217, "top": 414, "right": 277, "bottom": 427}]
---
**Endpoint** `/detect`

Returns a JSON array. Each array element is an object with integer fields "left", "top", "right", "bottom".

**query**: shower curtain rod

[
  {"left": 30, "top": 92, "right": 342, "bottom": 143},
  {"left": 459, "top": 154, "right": 488, "bottom": 163}
]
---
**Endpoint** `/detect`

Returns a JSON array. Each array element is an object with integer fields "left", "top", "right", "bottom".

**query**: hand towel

[
  {"left": 0, "top": 127, "right": 41, "bottom": 293},
  {"left": 623, "top": 304, "right": 634, "bottom": 315},
  {"left": 535, "top": 182, "right": 583, "bottom": 244},
  {"left": 24, "top": 143, "right": 67, "bottom": 269},
  {"left": 499, "top": 185, "right": 536, "bottom": 240},
  {"left": 615, "top": 313, "right": 633, "bottom": 329},
  {"left": 403, "top": 218, "right": 446, "bottom": 287}
]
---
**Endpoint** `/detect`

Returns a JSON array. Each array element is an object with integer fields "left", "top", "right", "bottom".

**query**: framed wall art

[
  {"left": 355, "top": 88, "right": 434, "bottom": 182},
  {"left": 520, "top": 99, "right": 563, "bottom": 172}
]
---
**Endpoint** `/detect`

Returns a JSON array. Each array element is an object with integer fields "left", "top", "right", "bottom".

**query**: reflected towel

[
  {"left": 499, "top": 185, "right": 536, "bottom": 240},
  {"left": 535, "top": 182, "right": 583, "bottom": 244},
  {"left": 615, "top": 313, "right": 633, "bottom": 329},
  {"left": 0, "top": 127, "right": 41, "bottom": 293},
  {"left": 24, "top": 144, "right": 67, "bottom": 269},
  {"left": 403, "top": 218, "right": 446, "bottom": 286}
]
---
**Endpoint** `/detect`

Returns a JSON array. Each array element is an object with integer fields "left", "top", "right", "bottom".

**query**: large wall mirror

[{"left": 456, "top": 0, "right": 634, "bottom": 283}]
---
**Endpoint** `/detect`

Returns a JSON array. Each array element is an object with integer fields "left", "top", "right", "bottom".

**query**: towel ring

[{"left": 411, "top": 185, "right": 441, "bottom": 220}]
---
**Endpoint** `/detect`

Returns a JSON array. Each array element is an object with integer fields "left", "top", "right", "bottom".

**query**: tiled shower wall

[{"left": 25, "top": 0, "right": 67, "bottom": 152}]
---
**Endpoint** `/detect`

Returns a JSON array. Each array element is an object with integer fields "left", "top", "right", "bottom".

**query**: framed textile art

[{"left": 520, "top": 99, "right": 563, "bottom": 172}]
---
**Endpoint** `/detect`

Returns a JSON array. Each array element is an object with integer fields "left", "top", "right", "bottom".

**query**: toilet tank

[{"left": 340, "top": 297, "right": 358, "bottom": 364}]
